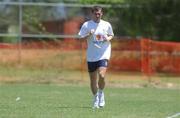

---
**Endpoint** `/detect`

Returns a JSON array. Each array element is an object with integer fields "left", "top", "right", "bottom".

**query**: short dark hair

[{"left": 91, "top": 6, "right": 103, "bottom": 13}]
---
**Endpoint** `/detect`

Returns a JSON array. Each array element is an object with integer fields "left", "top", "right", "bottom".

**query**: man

[{"left": 78, "top": 6, "right": 114, "bottom": 109}]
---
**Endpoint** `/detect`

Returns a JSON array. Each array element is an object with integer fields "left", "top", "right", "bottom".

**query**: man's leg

[
  {"left": 89, "top": 70, "right": 98, "bottom": 95},
  {"left": 98, "top": 67, "right": 107, "bottom": 107},
  {"left": 98, "top": 67, "right": 107, "bottom": 90},
  {"left": 89, "top": 70, "right": 99, "bottom": 108}
]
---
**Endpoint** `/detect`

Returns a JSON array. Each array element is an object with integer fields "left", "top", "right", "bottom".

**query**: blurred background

[{"left": 0, "top": 0, "right": 179, "bottom": 87}]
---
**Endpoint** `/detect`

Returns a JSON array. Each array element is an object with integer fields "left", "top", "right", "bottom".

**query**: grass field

[
  {"left": 0, "top": 84, "right": 180, "bottom": 118},
  {"left": 0, "top": 67, "right": 180, "bottom": 118}
]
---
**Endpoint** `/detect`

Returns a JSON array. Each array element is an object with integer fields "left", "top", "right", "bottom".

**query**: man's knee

[{"left": 99, "top": 70, "right": 105, "bottom": 79}]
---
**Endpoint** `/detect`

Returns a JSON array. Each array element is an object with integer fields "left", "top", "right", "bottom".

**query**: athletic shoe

[
  {"left": 92, "top": 93, "right": 99, "bottom": 109},
  {"left": 98, "top": 91, "right": 105, "bottom": 107}
]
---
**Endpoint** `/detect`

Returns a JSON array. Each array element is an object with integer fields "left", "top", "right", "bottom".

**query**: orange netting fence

[
  {"left": 110, "top": 38, "right": 180, "bottom": 76},
  {"left": 0, "top": 38, "right": 179, "bottom": 76},
  {"left": 141, "top": 39, "right": 180, "bottom": 75}
]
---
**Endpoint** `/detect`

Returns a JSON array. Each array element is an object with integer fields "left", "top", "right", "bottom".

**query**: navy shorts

[{"left": 87, "top": 59, "right": 108, "bottom": 72}]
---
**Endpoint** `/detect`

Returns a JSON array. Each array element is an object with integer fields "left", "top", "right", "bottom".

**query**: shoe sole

[{"left": 99, "top": 105, "right": 105, "bottom": 108}]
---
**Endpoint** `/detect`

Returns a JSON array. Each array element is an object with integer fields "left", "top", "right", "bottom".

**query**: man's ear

[{"left": 101, "top": 11, "right": 103, "bottom": 16}]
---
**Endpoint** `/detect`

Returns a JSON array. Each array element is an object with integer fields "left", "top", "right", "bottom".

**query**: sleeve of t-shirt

[
  {"left": 78, "top": 22, "right": 89, "bottom": 38},
  {"left": 107, "top": 23, "right": 114, "bottom": 36}
]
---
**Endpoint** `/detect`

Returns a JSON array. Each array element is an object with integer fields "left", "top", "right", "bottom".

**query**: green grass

[
  {"left": 0, "top": 65, "right": 180, "bottom": 118},
  {"left": 0, "top": 84, "right": 179, "bottom": 118}
]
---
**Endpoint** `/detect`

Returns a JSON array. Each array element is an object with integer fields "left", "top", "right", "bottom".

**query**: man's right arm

[
  {"left": 79, "top": 29, "right": 94, "bottom": 39},
  {"left": 78, "top": 22, "right": 94, "bottom": 40}
]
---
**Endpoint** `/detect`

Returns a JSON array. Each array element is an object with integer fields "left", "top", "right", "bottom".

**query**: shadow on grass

[{"left": 57, "top": 106, "right": 92, "bottom": 109}]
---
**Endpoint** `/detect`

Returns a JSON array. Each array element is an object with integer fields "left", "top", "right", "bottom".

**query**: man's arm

[
  {"left": 105, "top": 35, "right": 113, "bottom": 41},
  {"left": 79, "top": 29, "right": 94, "bottom": 40},
  {"left": 103, "top": 35, "right": 113, "bottom": 42}
]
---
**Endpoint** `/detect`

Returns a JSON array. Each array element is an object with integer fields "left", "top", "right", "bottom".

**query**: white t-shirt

[{"left": 78, "top": 20, "right": 114, "bottom": 62}]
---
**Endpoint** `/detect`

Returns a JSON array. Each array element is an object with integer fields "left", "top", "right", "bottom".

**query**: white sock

[
  {"left": 94, "top": 92, "right": 98, "bottom": 96},
  {"left": 98, "top": 89, "right": 103, "bottom": 94}
]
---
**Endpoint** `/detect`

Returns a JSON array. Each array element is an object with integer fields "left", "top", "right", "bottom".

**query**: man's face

[{"left": 92, "top": 10, "right": 103, "bottom": 22}]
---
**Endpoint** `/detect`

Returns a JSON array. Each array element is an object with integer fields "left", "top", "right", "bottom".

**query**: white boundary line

[{"left": 167, "top": 113, "right": 180, "bottom": 118}]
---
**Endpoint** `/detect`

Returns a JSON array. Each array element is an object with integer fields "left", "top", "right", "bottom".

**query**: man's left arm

[
  {"left": 103, "top": 23, "right": 114, "bottom": 41},
  {"left": 104, "top": 35, "right": 113, "bottom": 41}
]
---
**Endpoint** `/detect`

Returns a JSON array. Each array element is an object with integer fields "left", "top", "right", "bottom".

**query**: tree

[
  {"left": 79, "top": 0, "right": 180, "bottom": 41},
  {"left": 123, "top": 0, "right": 180, "bottom": 41}
]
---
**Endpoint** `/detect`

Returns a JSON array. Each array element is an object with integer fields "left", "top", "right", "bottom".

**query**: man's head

[{"left": 91, "top": 6, "right": 103, "bottom": 23}]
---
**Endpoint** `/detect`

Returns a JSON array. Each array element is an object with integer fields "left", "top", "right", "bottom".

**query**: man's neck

[{"left": 93, "top": 19, "right": 100, "bottom": 23}]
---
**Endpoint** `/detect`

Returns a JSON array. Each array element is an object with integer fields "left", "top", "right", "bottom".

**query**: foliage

[
  {"left": 78, "top": 0, "right": 125, "bottom": 4},
  {"left": 79, "top": 0, "right": 180, "bottom": 41},
  {"left": 123, "top": 0, "right": 180, "bottom": 41},
  {"left": 0, "top": 5, "right": 19, "bottom": 31},
  {"left": 0, "top": 0, "right": 179, "bottom": 42}
]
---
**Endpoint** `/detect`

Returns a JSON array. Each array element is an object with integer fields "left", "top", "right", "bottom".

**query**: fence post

[
  {"left": 18, "top": 0, "right": 22, "bottom": 64},
  {"left": 141, "top": 38, "right": 152, "bottom": 82}
]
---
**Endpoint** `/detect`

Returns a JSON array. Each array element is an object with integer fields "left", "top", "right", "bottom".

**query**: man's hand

[
  {"left": 103, "top": 35, "right": 113, "bottom": 42},
  {"left": 89, "top": 29, "right": 95, "bottom": 35},
  {"left": 83, "top": 29, "right": 95, "bottom": 39}
]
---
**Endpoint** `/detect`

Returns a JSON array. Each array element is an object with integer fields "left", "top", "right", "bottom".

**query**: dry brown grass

[{"left": 0, "top": 49, "right": 84, "bottom": 69}]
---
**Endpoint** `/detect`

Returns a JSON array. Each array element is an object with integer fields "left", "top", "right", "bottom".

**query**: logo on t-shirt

[{"left": 96, "top": 35, "right": 101, "bottom": 40}]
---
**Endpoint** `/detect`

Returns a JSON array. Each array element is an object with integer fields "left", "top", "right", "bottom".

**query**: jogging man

[{"left": 78, "top": 6, "right": 114, "bottom": 109}]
